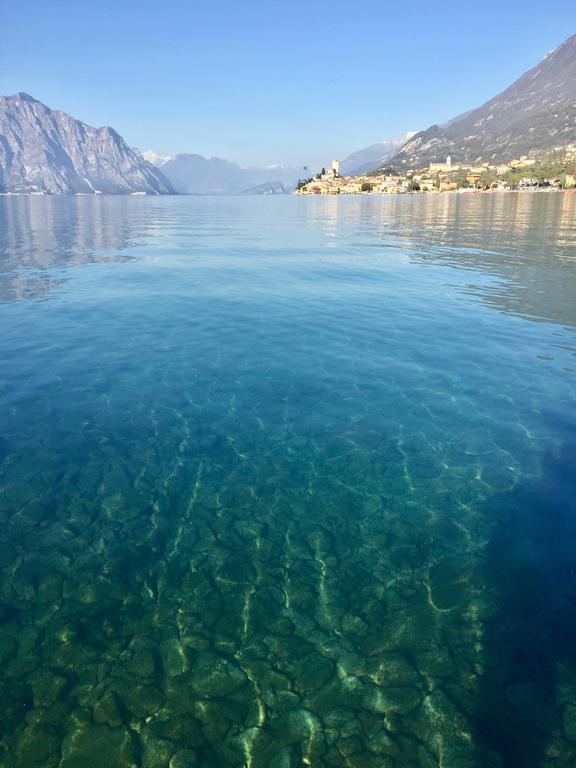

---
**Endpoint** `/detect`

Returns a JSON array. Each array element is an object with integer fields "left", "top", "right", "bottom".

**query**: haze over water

[{"left": 1, "top": 193, "right": 575, "bottom": 768}]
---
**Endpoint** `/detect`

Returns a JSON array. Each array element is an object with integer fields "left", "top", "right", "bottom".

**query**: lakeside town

[{"left": 295, "top": 144, "right": 576, "bottom": 195}]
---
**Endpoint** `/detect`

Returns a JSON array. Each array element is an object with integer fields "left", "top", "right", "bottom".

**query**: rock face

[
  {"left": 0, "top": 93, "right": 174, "bottom": 194},
  {"left": 340, "top": 132, "right": 417, "bottom": 175},
  {"left": 387, "top": 32, "right": 576, "bottom": 169}
]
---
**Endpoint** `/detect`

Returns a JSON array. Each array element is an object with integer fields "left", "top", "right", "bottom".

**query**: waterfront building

[{"left": 429, "top": 156, "right": 460, "bottom": 174}]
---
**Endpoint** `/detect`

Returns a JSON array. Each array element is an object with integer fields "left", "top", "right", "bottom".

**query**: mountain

[
  {"left": 388, "top": 33, "right": 576, "bottom": 170},
  {"left": 340, "top": 132, "right": 417, "bottom": 175},
  {"left": 0, "top": 93, "right": 173, "bottom": 194},
  {"left": 239, "top": 181, "right": 290, "bottom": 195},
  {"left": 140, "top": 150, "right": 173, "bottom": 167},
  {"left": 160, "top": 153, "right": 302, "bottom": 194}
]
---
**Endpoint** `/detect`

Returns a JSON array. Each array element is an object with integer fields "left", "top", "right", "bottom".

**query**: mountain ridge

[
  {"left": 340, "top": 132, "right": 417, "bottom": 175},
  {"left": 0, "top": 93, "right": 173, "bottom": 194},
  {"left": 160, "top": 153, "right": 302, "bottom": 194},
  {"left": 387, "top": 33, "right": 576, "bottom": 170}
]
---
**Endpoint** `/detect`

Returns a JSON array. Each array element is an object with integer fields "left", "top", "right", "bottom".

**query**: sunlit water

[{"left": 1, "top": 193, "right": 576, "bottom": 768}]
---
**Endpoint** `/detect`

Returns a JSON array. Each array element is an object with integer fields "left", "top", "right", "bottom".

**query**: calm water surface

[{"left": 1, "top": 193, "right": 576, "bottom": 768}]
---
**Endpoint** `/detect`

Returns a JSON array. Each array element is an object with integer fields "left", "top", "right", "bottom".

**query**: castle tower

[{"left": 332, "top": 160, "right": 340, "bottom": 177}]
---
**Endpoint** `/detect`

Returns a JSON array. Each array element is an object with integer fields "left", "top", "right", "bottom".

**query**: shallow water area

[{"left": 1, "top": 192, "right": 576, "bottom": 767}]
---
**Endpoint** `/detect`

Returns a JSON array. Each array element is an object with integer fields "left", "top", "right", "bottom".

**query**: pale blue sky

[{"left": 1, "top": 1, "right": 575, "bottom": 168}]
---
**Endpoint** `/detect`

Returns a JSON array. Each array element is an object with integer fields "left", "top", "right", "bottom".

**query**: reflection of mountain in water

[
  {"left": 1, "top": 191, "right": 575, "bottom": 766},
  {"left": 3, "top": 192, "right": 576, "bottom": 331},
  {"left": 299, "top": 192, "right": 576, "bottom": 329},
  {"left": 0, "top": 196, "right": 141, "bottom": 301}
]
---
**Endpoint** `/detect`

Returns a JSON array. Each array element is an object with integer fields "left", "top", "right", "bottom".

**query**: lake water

[{"left": 1, "top": 193, "right": 575, "bottom": 768}]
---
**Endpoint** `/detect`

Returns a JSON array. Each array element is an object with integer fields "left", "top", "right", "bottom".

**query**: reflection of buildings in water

[
  {"left": 555, "top": 191, "right": 576, "bottom": 254},
  {"left": 296, "top": 192, "right": 576, "bottom": 328},
  {"left": 297, "top": 189, "right": 576, "bottom": 250},
  {"left": 296, "top": 194, "right": 341, "bottom": 239},
  {"left": 0, "top": 196, "right": 145, "bottom": 301},
  {"left": 296, "top": 191, "right": 576, "bottom": 764},
  {"left": 3, "top": 193, "right": 576, "bottom": 321},
  {"left": 459, "top": 193, "right": 576, "bottom": 326}
]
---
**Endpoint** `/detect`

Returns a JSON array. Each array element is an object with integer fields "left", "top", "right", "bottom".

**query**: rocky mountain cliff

[
  {"left": 388, "top": 33, "right": 576, "bottom": 170},
  {"left": 0, "top": 93, "right": 173, "bottom": 194}
]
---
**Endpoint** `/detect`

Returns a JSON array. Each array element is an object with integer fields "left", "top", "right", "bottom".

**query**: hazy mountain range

[
  {"left": 384, "top": 32, "right": 576, "bottom": 171},
  {"left": 0, "top": 93, "right": 172, "bottom": 195},
  {"left": 340, "top": 133, "right": 417, "bottom": 175},
  {"left": 2, "top": 32, "right": 576, "bottom": 194},
  {"left": 154, "top": 153, "right": 303, "bottom": 194}
]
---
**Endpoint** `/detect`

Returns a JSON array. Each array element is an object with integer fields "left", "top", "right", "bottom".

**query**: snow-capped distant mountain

[
  {"left": 160, "top": 154, "right": 302, "bottom": 194},
  {"left": 340, "top": 132, "right": 418, "bottom": 175},
  {"left": 140, "top": 150, "right": 173, "bottom": 167}
]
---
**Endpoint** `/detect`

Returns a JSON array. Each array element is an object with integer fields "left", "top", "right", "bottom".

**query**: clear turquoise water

[{"left": 0, "top": 192, "right": 576, "bottom": 768}]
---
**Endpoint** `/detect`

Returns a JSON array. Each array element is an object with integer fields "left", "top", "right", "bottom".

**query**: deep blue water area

[{"left": 1, "top": 192, "right": 576, "bottom": 767}]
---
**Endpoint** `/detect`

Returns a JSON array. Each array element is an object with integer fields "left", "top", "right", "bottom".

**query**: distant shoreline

[{"left": 2, "top": 188, "right": 575, "bottom": 199}]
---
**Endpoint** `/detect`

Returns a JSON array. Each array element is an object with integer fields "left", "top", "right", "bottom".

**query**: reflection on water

[
  {"left": 0, "top": 194, "right": 575, "bottom": 767},
  {"left": 298, "top": 192, "right": 576, "bottom": 327},
  {"left": 3, "top": 192, "right": 576, "bottom": 323},
  {"left": 0, "top": 196, "right": 137, "bottom": 302}
]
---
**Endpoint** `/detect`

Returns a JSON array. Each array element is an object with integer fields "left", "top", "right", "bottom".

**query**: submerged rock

[
  {"left": 368, "top": 730, "right": 400, "bottom": 757},
  {"left": 59, "top": 724, "right": 135, "bottom": 768},
  {"left": 412, "top": 689, "right": 478, "bottom": 766},
  {"left": 126, "top": 643, "right": 157, "bottom": 678},
  {"left": 147, "top": 716, "right": 205, "bottom": 749},
  {"left": 563, "top": 703, "right": 576, "bottom": 743},
  {"left": 373, "top": 653, "right": 420, "bottom": 687},
  {"left": 169, "top": 749, "right": 198, "bottom": 768},
  {"left": 337, "top": 735, "right": 363, "bottom": 756},
  {"left": 160, "top": 638, "right": 190, "bottom": 677},
  {"left": 93, "top": 690, "right": 123, "bottom": 728},
  {"left": 292, "top": 653, "right": 334, "bottom": 692},
  {"left": 31, "top": 669, "right": 67, "bottom": 706},
  {"left": 193, "top": 698, "right": 248, "bottom": 743},
  {"left": 188, "top": 651, "right": 246, "bottom": 697},
  {"left": 428, "top": 556, "right": 473, "bottom": 611},
  {"left": 141, "top": 735, "right": 176, "bottom": 768},
  {"left": 112, "top": 680, "right": 165, "bottom": 720},
  {"left": 16, "top": 723, "right": 59, "bottom": 768},
  {"left": 362, "top": 684, "right": 423, "bottom": 714}
]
